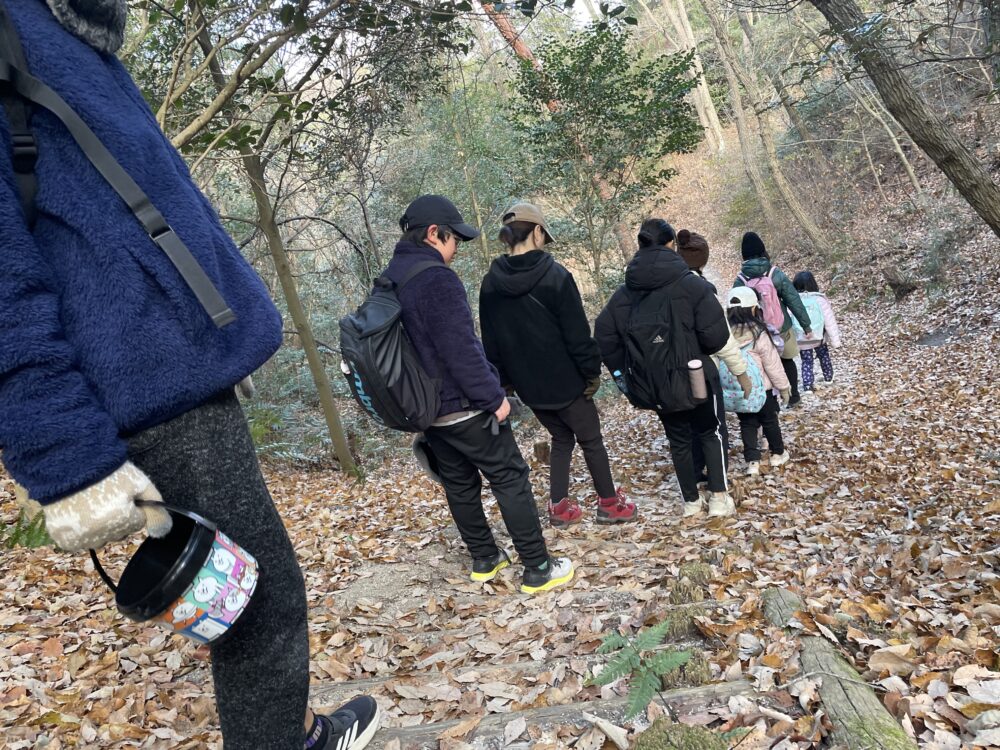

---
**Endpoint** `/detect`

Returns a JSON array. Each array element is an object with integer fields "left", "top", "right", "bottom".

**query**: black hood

[
  {"left": 486, "top": 250, "right": 555, "bottom": 297},
  {"left": 625, "top": 247, "right": 691, "bottom": 291}
]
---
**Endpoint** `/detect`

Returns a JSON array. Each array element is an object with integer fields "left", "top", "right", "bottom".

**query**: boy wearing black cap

[
  {"left": 734, "top": 232, "right": 813, "bottom": 406},
  {"left": 384, "top": 195, "right": 574, "bottom": 594}
]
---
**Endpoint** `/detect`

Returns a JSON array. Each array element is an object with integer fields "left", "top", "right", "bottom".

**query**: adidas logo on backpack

[{"left": 651, "top": 334, "right": 665, "bottom": 344}]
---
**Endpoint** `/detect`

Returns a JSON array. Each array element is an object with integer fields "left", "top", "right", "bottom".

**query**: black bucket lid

[{"left": 114, "top": 508, "right": 217, "bottom": 622}]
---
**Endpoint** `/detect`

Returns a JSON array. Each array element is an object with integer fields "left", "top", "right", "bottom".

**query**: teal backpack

[
  {"left": 792, "top": 293, "right": 825, "bottom": 343},
  {"left": 718, "top": 340, "right": 767, "bottom": 413}
]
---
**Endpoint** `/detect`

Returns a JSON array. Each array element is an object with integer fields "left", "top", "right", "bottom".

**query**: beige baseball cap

[{"left": 502, "top": 202, "right": 555, "bottom": 244}]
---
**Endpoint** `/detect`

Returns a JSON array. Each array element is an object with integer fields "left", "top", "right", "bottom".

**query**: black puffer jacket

[
  {"left": 595, "top": 246, "right": 730, "bottom": 388},
  {"left": 480, "top": 250, "right": 601, "bottom": 410}
]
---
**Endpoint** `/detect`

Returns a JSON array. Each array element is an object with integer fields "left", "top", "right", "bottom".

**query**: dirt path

[{"left": 1, "top": 296, "right": 998, "bottom": 748}]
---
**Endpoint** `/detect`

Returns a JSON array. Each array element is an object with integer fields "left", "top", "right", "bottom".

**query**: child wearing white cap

[{"left": 725, "top": 287, "right": 792, "bottom": 476}]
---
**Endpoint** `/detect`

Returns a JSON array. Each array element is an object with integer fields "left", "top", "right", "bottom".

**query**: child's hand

[
  {"left": 780, "top": 388, "right": 791, "bottom": 406},
  {"left": 736, "top": 372, "right": 753, "bottom": 399}
]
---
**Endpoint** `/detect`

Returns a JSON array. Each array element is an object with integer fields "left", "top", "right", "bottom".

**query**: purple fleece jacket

[{"left": 384, "top": 242, "right": 505, "bottom": 417}]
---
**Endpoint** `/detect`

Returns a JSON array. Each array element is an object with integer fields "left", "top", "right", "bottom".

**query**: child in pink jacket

[
  {"left": 725, "top": 287, "right": 791, "bottom": 476},
  {"left": 792, "top": 271, "right": 842, "bottom": 392}
]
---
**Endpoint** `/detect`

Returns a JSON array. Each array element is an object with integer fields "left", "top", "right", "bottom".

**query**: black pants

[
  {"left": 424, "top": 415, "right": 548, "bottom": 567},
  {"left": 692, "top": 384, "right": 729, "bottom": 484},
  {"left": 736, "top": 392, "right": 784, "bottom": 461},
  {"left": 532, "top": 396, "right": 616, "bottom": 503},
  {"left": 127, "top": 390, "right": 309, "bottom": 749},
  {"left": 781, "top": 358, "right": 800, "bottom": 401},
  {"left": 657, "top": 395, "right": 728, "bottom": 504}
]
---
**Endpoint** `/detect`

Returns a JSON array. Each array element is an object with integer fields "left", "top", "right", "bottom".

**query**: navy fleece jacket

[
  {"left": 0, "top": 1, "right": 282, "bottom": 503},
  {"left": 384, "top": 242, "right": 505, "bottom": 417}
]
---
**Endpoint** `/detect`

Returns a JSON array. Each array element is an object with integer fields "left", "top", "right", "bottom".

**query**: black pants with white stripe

[
  {"left": 691, "top": 384, "right": 730, "bottom": 482},
  {"left": 657, "top": 391, "right": 728, "bottom": 504}
]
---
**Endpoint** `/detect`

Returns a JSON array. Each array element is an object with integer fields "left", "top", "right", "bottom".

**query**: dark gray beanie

[{"left": 46, "top": 0, "right": 128, "bottom": 54}]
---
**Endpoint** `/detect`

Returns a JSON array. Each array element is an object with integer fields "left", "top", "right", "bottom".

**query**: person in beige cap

[{"left": 479, "top": 203, "right": 637, "bottom": 527}]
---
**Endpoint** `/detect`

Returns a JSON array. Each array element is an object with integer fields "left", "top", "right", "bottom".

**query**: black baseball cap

[{"left": 398, "top": 195, "right": 480, "bottom": 241}]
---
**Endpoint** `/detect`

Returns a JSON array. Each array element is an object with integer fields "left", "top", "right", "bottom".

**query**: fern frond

[
  {"left": 596, "top": 631, "right": 629, "bottom": 654},
  {"left": 625, "top": 666, "right": 661, "bottom": 719},
  {"left": 633, "top": 618, "right": 674, "bottom": 651},
  {"left": 590, "top": 650, "right": 640, "bottom": 686},
  {"left": 648, "top": 648, "right": 692, "bottom": 676}
]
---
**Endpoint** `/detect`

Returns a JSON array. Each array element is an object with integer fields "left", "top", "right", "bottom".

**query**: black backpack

[
  {"left": 621, "top": 278, "right": 703, "bottom": 413},
  {"left": 339, "top": 262, "right": 444, "bottom": 432}
]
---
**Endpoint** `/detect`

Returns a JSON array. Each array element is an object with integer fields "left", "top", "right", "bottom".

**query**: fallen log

[
  {"left": 762, "top": 587, "right": 917, "bottom": 750},
  {"left": 364, "top": 680, "right": 752, "bottom": 750}
]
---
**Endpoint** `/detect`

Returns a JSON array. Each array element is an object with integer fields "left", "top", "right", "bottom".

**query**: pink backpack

[{"left": 738, "top": 268, "right": 784, "bottom": 331}]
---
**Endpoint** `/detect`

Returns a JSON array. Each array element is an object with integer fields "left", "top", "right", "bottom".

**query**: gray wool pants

[{"left": 126, "top": 390, "right": 309, "bottom": 749}]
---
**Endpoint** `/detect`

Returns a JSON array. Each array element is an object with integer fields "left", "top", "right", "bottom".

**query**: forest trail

[{"left": 3, "top": 290, "right": 996, "bottom": 749}]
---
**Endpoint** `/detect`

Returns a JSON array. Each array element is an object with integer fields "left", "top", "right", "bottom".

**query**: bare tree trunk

[
  {"left": 698, "top": 0, "right": 778, "bottom": 229},
  {"left": 811, "top": 0, "right": 1000, "bottom": 237},
  {"left": 850, "top": 83, "right": 924, "bottom": 195},
  {"left": 795, "top": 15, "right": 923, "bottom": 195},
  {"left": 759, "top": 123, "right": 828, "bottom": 249},
  {"left": 480, "top": 2, "right": 635, "bottom": 263},
  {"left": 983, "top": 0, "right": 1000, "bottom": 85},
  {"left": 858, "top": 106, "right": 890, "bottom": 204},
  {"left": 191, "top": 5, "right": 357, "bottom": 472},
  {"left": 449, "top": 112, "right": 493, "bottom": 272},
  {"left": 706, "top": 0, "right": 828, "bottom": 249},
  {"left": 242, "top": 155, "right": 357, "bottom": 473},
  {"left": 737, "top": 15, "right": 827, "bottom": 167},
  {"left": 639, "top": 0, "right": 726, "bottom": 154}
]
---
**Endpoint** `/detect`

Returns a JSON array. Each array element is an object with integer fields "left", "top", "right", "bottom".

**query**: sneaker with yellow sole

[
  {"left": 470, "top": 550, "right": 511, "bottom": 582},
  {"left": 520, "top": 556, "right": 574, "bottom": 594}
]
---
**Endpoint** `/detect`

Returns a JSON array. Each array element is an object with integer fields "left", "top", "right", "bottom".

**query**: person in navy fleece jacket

[
  {"left": 387, "top": 195, "right": 574, "bottom": 595},
  {"left": 0, "top": 4, "right": 379, "bottom": 749}
]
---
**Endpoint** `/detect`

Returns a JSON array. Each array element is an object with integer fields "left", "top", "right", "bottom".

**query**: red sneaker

[
  {"left": 549, "top": 497, "right": 583, "bottom": 527},
  {"left": 597, "top": 489, "right": 637, "bottom": 524}
]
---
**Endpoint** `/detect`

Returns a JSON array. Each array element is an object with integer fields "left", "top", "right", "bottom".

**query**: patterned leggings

[{"left": 800, "top": 344, "right": 833, "bottom": 390}]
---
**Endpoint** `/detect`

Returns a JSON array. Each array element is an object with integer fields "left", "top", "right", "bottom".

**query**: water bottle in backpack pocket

[
  {"left": 792, "top": 292, "right": 825, "bottom": 344},
  {"left": 738, "top": 269, "right": 784, "bottom": 332},
  {"left": 718, "top": 343, "right": 767, "bottom": 413}
]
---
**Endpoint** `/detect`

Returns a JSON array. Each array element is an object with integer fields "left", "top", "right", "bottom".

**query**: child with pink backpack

[{"left": 733, "top": 233, "right": 813, "bottom": 407}]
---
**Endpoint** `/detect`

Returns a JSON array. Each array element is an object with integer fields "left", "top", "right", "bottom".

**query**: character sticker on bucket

[{"left": 151, "top": 530, "right": 258, "bottom": 644}]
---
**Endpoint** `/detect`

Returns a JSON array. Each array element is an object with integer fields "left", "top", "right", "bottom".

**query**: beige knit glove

[
  {"left": 42, "top": 462, "right": 172, "bottom": 552},
  {"left": 236, "top": 375, "right": 255, "bottom": 399},
  {"left": 13, "top": 481, "right": 43, "bottom": 519}
]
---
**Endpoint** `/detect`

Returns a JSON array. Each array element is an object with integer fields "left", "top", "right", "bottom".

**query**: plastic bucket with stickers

[{"left": 90, "top": 501, "right": 259, "bottom": 645}]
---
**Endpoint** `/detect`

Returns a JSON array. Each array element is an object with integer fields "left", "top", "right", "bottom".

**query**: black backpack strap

[
  {"left": 0, "top": 39, "right": 235, "bottom": 328},
  {"left": 395, "top": 260, "right": 447, "bottom": 291},
  {"left": 0, "top": 4, "right": 36, "bottom": 228}
]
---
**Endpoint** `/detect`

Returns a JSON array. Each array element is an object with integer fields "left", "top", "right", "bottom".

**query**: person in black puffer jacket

[
  {"left": 480, "top": 203, "right": 636, "bottom": 527},
  {"left": 595, "top": 219, "right": 736, "bottom": 519}
]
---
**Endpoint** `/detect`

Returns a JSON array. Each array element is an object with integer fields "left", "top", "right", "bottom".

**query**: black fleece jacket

[
  {"left": 480, "top": 250, "right": 601, "bottom": 410},
  {"left": 594, "top": 246, "right": 730, "bottom": 384}
]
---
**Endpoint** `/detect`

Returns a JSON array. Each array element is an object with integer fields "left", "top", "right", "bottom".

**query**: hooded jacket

[
  {"left": 796, "top": 292, "right": 842, "bottom": 351},
  {"left": 734, "top": 257, "right": 811, "bottom": 334},
  {"left": 0, "top": 2, "right": 282, "bottom": 504},
  {"left": 383, "top": 241, "right": 505, "bottom": 418},
  {"left": 731, "top": 326, "right": 790, "bottom": 392},
  {"left": 594, "top": 246, "right": 730, "bottom": 391},
  {"left": 480, "top": 250, "right": 601, "bottom": 410}
]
